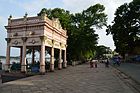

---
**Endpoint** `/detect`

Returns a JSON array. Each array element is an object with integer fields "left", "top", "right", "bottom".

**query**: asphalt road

[{"left": 116, "top": 63, "right": 140, "bottom": 83}]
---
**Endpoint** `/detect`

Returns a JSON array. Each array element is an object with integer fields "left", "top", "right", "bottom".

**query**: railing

[
  {"left": 11, "top": 19, "right": 23, "bottom": 25},
  {"left": 27, "top": 17, "right": 41, "bottom": 24},
  {"left": 10, "top": 17, "right": 41, "bottom": 26}
]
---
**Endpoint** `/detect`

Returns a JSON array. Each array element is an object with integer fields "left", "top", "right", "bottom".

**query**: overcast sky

[{"left": 0, "top": 0, "right": 132, "bottom": 56}]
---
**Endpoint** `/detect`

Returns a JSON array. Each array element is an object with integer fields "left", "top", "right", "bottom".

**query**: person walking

[
  {"left": 90, "top": 60, "right": 93, "bottom": 68},
  {"left": 94, "top": 60, "right": 98, "bottom": 68},
  {"left": 105, "top": 58, "right": 109, "bottom": 68},
  {"left": 116, "top": 56, "right": 120, "bottom": 66}
]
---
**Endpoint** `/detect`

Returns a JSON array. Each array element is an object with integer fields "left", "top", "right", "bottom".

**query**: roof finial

[
  {"left": 8, "top": 14, "right": 12, "bottom": 20},
  {"left": 40, "top": 9, "right": 47, "bottom": 20},
  {"left": 24, "top": 12, "right": 28, "bottom": 18},
  {"left": 42, "top": 9, "right": 46, "bottom": 14},
  {"left": 25, "top": 12, "right": 28, "bottom": 16}
]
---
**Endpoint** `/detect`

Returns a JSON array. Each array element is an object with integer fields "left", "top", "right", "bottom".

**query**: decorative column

[
  {"left": 5, "top": 15, "right": 12, "bottom": 72},
  {"left": 50, "top": 46, "right": 54, "bottom": 71},
  {"left": 20, "top": 47, "right": 23, "bottom": 65},
  {"left": 40, "top": 36, "right": 46, "bottom": 74},
  {"left": 32, "top": 47, "right": 35, "bottom": 64},
  {"left": 21, "top": 37, "right": 27, "bottom": 73},
  {"left": 5, "top": 38, "right": 11, "bottom": 72},
  {"left": 63, "top": 49, "right": 67, "bottom": 68},
  {"left": 58, "top": 49, "right": 62, "bottom": 70}
]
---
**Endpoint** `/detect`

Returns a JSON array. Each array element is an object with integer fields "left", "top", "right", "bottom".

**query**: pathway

[{"left": 0, "top": 63, "right": 137, "bottom": 93}]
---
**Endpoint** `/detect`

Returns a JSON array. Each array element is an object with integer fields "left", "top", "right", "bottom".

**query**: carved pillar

[
  {"left": 58, "top": 49, "right": 62, "bottom": 70},
  {"left": 21, "top": 37, "right": 27, "bottom": 73},
  {"left": 32, "top": 47, "right": 35, "bottom": 64},
  {"left": 40, "top": 36, "right": 46, "bottom": 74},
  {"left": 40, "top": 45, "right": 45, "bottom": 74},
  {"left": 20, "top": 47, "right": 23, "bottom": 65},
  {"left": 5, "top": 38, "right": 11, "bottom": 72},
  {"left": 63, "top": 49, "right": 67, "bottom": 68},
  {"left": 50, "top": 46, "right": 54, "bottom": 71}
]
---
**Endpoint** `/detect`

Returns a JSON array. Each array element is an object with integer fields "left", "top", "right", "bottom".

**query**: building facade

[{"left": 5, "top": 12, "right": 68, "bottom": 74}]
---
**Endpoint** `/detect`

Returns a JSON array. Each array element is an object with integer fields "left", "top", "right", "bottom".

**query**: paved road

[
  {"left": 0, "top": 63, "right": 137, "bottom": 93},
  {"left": 116, "top": 63, "right": 140, "bottom": 83}
]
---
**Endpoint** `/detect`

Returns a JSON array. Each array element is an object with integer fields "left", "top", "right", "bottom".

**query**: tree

[
  {"left": 38, "top": 4, "right": 107, "bottom": 61},
  {"left": 38, "top": 8, "right": 71, "bottom": 30},
  {"left": 106, "top": 0, "right": 140, "bottom": 57},
  {"left": 95, "top": 45, "right": 112, "bottom": 59},
  {"left": 69, "top": 4, "right": 107, "bottom": 60}
]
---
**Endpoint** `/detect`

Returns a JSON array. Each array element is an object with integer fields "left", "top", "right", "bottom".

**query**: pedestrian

[
  {"left": 116, "top": 57, "right": 120, "bottom": 66},
  {"left": 105, "top": 58, "right": 109, "bottom": 68},
  {"left": 94, "top": 60, "right": 98, "bottom": 68},
  {"left": 90, "top": 60, "right": 93, "bottom": 68},
  {"left": 113, "top": 59, "right": 116, "bottom": 66},
  {"left": 0, "top": 60, "right": 2, "bottom": 70}
]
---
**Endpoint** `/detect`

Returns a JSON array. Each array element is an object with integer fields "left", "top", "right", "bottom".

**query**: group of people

[
  {"left": 90, "top": 60, "right": 98, "bottom": 68},
  {"left": 112, "top": 56, "right": 121, "bottom": 66},
  {"left": 90, "top": 58, "right": 119, "bottom": 68},
  {"left": 90, "top": 59, "right": 110, "bottom": 68},
  {"left": 90, "top": 58, "right": 116, "bottom": 68}
]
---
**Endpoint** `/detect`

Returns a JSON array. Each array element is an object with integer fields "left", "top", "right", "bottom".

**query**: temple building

[{"left": 5, "top": 12, "right": 68, "bottom": 74}]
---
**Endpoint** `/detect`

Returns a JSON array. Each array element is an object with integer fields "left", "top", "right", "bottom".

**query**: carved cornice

[
  {"left": 47, "top": 40, "right": 52, "bottom": 46},
  {"left": 22, "top": 37, "right": 27, "bottom": 42},
  {"left": 28, "top": 39, "right": 39, "bottom": 44},
  {"left": 54, "top": 43, "right": 60, "bottom": 47},
  {"left": 40, "top": 36, "right": 47, "bottom": 42},
  {"left": 60, "top": 43, "right": 62, "bottom": 46},
  {"left": 13, "top": 32, "right": 18, "bottom": 36},
  {"left": 28, "top": 31, "right": 35, "bottom": 36},
  {"left": 65, "top": 44, "right": 67, "bottom": 47},
  {"left": 5, "top": 38, "right": 11, "bottom": 43},
  {"left": 60, "top": 43, "right": 64, "bottom": 48},
  {"left": 60, "top": 43, "right": 67, "bottom": 48},
  {"left": 52, "top": 40, "right": 55, "bottom": 45},
  {"left": 12, "top": 40, "right": 21, "bottom": 45}
]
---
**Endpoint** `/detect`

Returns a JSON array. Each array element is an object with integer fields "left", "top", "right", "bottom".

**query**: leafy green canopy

[
  {"left": 38, "top": 4, "right": 107, "bottom": 61},
  {"left": 95, "top": 45, "right": 112, "bottom": 59},
  {"left": 106, "top": 0, "right": 140, "bottom": 56}
]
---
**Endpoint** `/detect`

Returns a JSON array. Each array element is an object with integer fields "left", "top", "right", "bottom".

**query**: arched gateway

[{"left": 5, "top": 12, "right": 68, "bottom": 74}]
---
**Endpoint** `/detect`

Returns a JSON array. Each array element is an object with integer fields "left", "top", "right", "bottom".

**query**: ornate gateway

[{"left": 5, "top": 12, "right": 68, "bottom": 73}]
